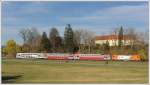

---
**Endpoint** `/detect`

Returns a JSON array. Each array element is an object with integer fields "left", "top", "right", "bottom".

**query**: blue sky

[{"left": 2, "top": 1, "right": 149, "bottom": 45}]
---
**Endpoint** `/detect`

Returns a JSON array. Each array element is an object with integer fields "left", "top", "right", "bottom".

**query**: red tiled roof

[{"left": 95, "top": 35, "right": 132, "bottom": 40}]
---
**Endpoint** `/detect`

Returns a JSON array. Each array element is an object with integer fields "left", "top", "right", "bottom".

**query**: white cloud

[
  {"left": 61, "top": 4, "right": 148, "bottom": 23},
  {"left": 19, "top": 6, "right": 50, "bottom": 14},
  {"left": 2, "top": 3, "right": 148, "bottom": 45},
  {"left": 60, "top": 4, "right": 148, "bottom": 36}
]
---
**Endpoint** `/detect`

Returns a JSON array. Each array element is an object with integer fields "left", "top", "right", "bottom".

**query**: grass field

[{"left": 1, "top": 59, "right": 148, "bottom": 84}]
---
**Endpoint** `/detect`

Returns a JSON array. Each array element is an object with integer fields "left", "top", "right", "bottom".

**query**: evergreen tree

[
  {"left": 40, "top": 32, "right": 51, "bottom": 52},
  {"left": 118, "top": 26, "right": 123, "bottom": 48},
  {"left": 64, "top": 24, "right": 75, "bottom": 53},
  {"left": 49, "top": 27, "right": 61, "bottom": 52}
]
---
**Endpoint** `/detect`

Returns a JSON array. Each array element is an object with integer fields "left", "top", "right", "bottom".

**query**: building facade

[{"left": 95, "top": 35, "right": 133, "bottom": 46}]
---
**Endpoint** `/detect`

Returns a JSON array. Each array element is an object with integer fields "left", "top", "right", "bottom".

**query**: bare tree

[
  {"left": 30, "top": 28, "right": 41, "bottom": 52},
  {"left": 124, "top": 28, "right": 138, "bottom": 48},
  {"left": 19, "top": 28, "right": 28, "bottom": 44},
  {"left": 19, "top": 28, "right": 41, "bottom": 52},
  {"left": 73, "top": 29, "right": 95, "bottom": 53},
  {"left": 75, "top": 29, "right": 95, "bottom": 53},
  {"left": 138, "top": 30, "right": 149, "bottom": 45},
  {"left": 73, "top": 29, "right": 83, "bottom": 52}
]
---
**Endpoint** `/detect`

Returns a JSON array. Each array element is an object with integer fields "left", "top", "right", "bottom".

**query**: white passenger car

[{"left": 16, "top": 53, "right": 46, "bottom": 59}]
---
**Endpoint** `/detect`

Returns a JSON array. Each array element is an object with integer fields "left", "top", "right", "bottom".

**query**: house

[{"left": 95, "top": 35, "right": 134, "bottom": 46}]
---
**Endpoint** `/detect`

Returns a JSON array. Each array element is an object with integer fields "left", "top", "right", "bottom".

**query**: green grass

[{"left": 1, "top": 59, "right": 148, "bottom": 84}]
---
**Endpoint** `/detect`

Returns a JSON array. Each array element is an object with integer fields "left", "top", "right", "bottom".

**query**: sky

[{"left": 1, "top": 1, "right": 149, "bottom": 45}]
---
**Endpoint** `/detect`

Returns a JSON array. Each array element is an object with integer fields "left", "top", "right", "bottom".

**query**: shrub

[{"left": 138, "top": 49, "right": 148, "bottom": 61}]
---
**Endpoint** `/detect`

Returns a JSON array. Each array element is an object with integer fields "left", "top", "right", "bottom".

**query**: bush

[{"left": 138, "top": 49, "right": 148, "bottom": 61}]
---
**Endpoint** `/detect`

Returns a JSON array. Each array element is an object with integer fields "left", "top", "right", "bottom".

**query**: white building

[{"left": 95, "top": 35, "right": 133, "bottom": 46}]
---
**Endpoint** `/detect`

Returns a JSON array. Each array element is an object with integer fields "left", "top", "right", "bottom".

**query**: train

[{"left": 16, "top": 53, "right": 141, "bottom": 61}]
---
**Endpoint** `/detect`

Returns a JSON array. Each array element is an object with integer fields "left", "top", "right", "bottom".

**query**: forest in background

[{"left": 2, "top": 24, "right": 149, "bottom": 61}]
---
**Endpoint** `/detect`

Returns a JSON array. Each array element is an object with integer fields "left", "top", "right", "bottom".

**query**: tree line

[{"left": 2, "top": 24, "right": 149, "bottom": 61}]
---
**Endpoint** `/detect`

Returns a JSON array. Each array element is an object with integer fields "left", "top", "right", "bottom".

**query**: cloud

[
  {"left": 60, "top": 4, "right": 148, "bottom": 36},
  {"left": 61, "top": 4, "right": 148, "bottom": 23},
  {"left": 2, "top": 2, "right": 148, "bottom": 45}
]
